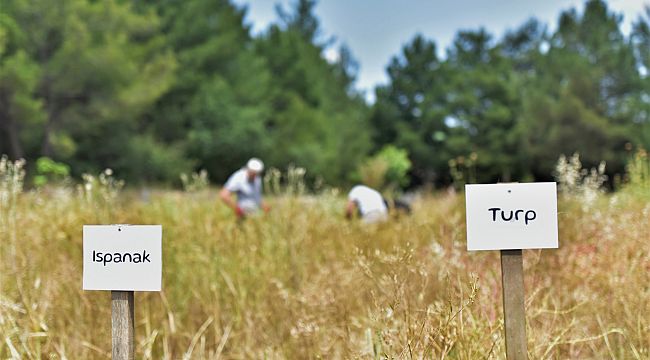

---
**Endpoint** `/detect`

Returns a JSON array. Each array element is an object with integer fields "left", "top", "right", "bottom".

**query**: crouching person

[{"left": 345, "top": 185, "right": 389, "bottom": 224}]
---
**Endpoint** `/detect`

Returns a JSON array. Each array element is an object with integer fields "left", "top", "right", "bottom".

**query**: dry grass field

[{"left": 1, "top": 156, "right": 649, "bottom": 359}]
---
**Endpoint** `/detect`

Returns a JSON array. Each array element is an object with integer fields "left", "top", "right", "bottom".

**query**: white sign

[
  {"left": 83, "top": 225, "right": 162, "bottom": 291},
  {"left": 465, "top": 182, "right": 558, "bottom": 251}
]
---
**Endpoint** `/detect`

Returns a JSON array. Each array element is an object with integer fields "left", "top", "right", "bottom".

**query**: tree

[
  {"left": 371, "top": 35, "right": 451, "bottom": 185},
  {"left": 519, "top": 0, "right": 639, "bottom": 178},
  {"left": 1, "top": 0, "right": 177, "bottom": 180},
  {"left": 145, "top": 0, "right": 274, "bottom": 182},
  {"left": 0, "top": 4, "right": 46, "bottom": 160},
  {"left": 445, "top": 29, "right": 525, "bottom": 182},
  {"left": 256, "top": 0, "right": 371, "bottom": 184},
  {"left": 0, "top": 32, "right": 45, "bottom": 160},
  {"left": 372, "top": 1, "right": 643, "bottom": 186},
  {"left": 630, "top": 8, "right": 650, "bottom": 149}
]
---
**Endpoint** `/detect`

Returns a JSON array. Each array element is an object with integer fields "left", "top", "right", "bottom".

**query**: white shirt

[
  {"left": 224, "top": 169, "right": 262, "bottom": 212},
  {"left": 348, "top": 185, "right": 388, "bottom": 217}
]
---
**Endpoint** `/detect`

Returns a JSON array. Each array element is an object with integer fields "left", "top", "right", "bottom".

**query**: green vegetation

[
  {"left": 357, "top": 145, "right": 411, "bottom": 191},
  {"left": 2, "top": 0, "right": 650, "bottom": 187},
  {"left": 33, "top": 157, "right": 70, "bottom": 187}
]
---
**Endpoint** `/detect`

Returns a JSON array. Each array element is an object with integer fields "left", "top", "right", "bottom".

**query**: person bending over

[{"left": 345, "top": 185, "right": 388, "bottom": 224}]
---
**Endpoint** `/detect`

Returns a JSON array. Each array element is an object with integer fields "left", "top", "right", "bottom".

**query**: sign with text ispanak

[
  {"left": 465, "top": 182, "right": 558, "bottom": 251},
  {"left": 83, "top": 225, "right": 162, "bottom": 291}
]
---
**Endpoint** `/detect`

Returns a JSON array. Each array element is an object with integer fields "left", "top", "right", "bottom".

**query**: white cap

[{"left": 246, "top": 158, "right": 264, "bottom": 173}]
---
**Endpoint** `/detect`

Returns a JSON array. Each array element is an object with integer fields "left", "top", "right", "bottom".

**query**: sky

[{"left": 231, "top": 0, "right": 648, "bottom": 101}]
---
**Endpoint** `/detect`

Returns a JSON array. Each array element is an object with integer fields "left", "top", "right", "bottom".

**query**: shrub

[
  {"left": 33, "top": 157, "right": 70, "bottom": 187},
  {"left": 358, "top": 145, "right": 411, "bottom": 190}
]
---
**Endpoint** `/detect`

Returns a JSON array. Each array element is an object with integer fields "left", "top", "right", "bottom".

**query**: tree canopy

[{"left": 1, "top": 0, "right": 648, "bottom": 188}]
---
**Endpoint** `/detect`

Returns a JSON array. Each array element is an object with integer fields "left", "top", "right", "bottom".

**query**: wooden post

[
  {"left": 112, "top": 291, "right": 135, "bottom": 360},
  {"left": 500, "top": 249, "right": 527, "bottom": 359}
]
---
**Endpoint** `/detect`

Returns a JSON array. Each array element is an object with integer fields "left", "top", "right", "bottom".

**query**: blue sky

[{"left": 231, "top": 0, "right": 647, "bottom": 101}]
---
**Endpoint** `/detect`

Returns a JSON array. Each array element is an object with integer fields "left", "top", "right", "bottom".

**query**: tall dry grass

[{"left": 1, "top": 161, "right": 649, "bottom": 358}]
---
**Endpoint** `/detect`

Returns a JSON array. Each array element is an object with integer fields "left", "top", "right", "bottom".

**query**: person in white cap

[
  {"left": 345, "top": 184, "right": 389, "bottom": 224},
  {"left": 220, "top": 158, "right": 269, "bottom": 218}
]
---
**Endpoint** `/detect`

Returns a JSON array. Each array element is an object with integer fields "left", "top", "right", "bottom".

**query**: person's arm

[
  {"left": 220, "top": 187, "right": 244, "bottom": 217},
  {"left": 345, "top": 200, "right": 356, "bottom": 220}
]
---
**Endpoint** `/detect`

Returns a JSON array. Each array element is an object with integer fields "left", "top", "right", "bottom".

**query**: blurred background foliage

[{"left": 1, "top": 0, "right": 650, "bottom": 189}]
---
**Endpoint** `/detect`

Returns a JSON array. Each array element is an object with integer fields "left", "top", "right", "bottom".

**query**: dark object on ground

[
  {"left": 383, "top": 197, "right": 412, "bottom": 215},
  {"left": 393, "top": 198, "right": 412, "bottom": 214}
]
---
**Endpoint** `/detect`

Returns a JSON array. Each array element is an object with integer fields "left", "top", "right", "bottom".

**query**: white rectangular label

[
  {"left": 83, "top": 225, "right": 162, "bottom": 291},
  {"left": 465, "top": 182, "right": 558, "bottom": 251}
]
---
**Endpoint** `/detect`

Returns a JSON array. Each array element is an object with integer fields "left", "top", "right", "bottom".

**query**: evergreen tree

[
  {"left": 256, "top": 0, "right": 370, "bottom": 184},
  {"left": 0, "top": 0, "right": 178, "bottom": 180},
  {"left": 445, "top": 29, "right": 523, "bottom": 182},
  {"left": 145, "top": 0, "right": 272, "bottom": 182},
  {"left": 370, "top": 35, "right": 450, "bottom": 185},
  {"left": 630, "top": 8, "right": 650, "bottom": 149},
  {"left": 520, "top": 0, "right": 638, "bottom": 178}
]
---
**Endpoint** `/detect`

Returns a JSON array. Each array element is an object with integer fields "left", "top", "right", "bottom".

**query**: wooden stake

[
  {"left": 112, "top": 291, "right": 134, "bottom": 360},
  {"left": 500, "top": 249, "right": 527, "bottom": 359}
]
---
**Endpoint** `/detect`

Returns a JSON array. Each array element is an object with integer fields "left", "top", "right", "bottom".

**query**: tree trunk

[
  {"left": 40, "top": 77, "right": 56, "bottom": 158},
  {"left": 0, "top": 94, "right": 25, "bottom": 159},
  {"left": 41, "top": 119, "right": 54, "bottom": 158},
  {"left": 6, "top": 118, "right": 24, "bottom": 159}
]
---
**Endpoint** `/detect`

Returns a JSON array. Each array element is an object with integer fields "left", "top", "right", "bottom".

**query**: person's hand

[
  {"left": 262, "top": 203, "right": 271, "bottom": 213},
  {"left": 235, "top": 206, "right": 245, "bottom": 218}
]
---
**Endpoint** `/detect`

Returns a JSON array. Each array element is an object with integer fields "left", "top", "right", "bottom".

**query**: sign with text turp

[
  {"left": 83, "top": 225, "right": 162, "bottom": 291},
  {"left": 465, "top": 182, "right": 558, "bottom": 251}
]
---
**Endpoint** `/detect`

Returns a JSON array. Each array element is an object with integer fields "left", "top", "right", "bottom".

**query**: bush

[
  {"left": 33, "top": 157, "right": 70, "bottom": 187},
  {"left": 121, "top": 135, "right": 192, "bottom": 184},
  {"left": 358, "top": 145, "right": 411, "bottom": 190}
]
